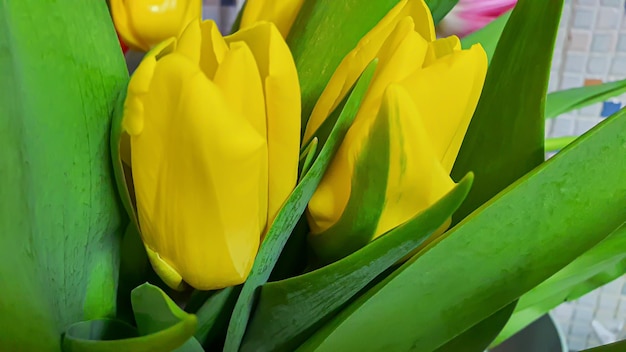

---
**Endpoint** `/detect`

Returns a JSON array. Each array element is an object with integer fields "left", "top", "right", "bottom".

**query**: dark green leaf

[
  {"left": 545, "top": 78, "right": 626, "bottom": 119},
  {"left": 299, "top": 102, "right": 626, "bottom": 352},
  {"left": 193, "top": 286, "right": 239, "bottom": 346},
  {"left": 451, "top": 0, "right": 563, "bottom": 222},
  {"left": 223, "top": 61, "right": 379, "bottom": 351},
  {"left": 495, "top": 225, "right": 626, "bottom": 345},
  {"left": 435, "top": 301, "right": 517, "bottom": 352},
  {"left": 0, "top": 1, "right": 127, "bottom": 350},
  {"left": 62, "top": 284, "right": 198, "bottom": 352},
  {"left": 461, "top": 11, "right": 512, "bottom": 64},
  {"left": 241, "top": 176, "right": 473, "bottom": 352}
]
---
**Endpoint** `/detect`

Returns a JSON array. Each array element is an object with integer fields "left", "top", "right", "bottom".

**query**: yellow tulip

[
  {"left": 122, "top": 20, "right": 301, "bottom": 290},
  {"left": 306, "top": 0, "right": 487, "bottom": 255},
  {"left": 110, "top": 0, "right": 201, "bottom": 52},
  {"left": 240, "top": 0, "right": 305, "bottom": 38}
]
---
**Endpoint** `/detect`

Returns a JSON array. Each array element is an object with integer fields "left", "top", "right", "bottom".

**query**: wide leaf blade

[
  {"left": 241, "top": 176, "right": 473, "bottom": 352},
  {"left": 298, "top": 101, "right": 626, "bottom": 352},
  {"left": 0, "top": 1, "right": 127, "bottom": 350},
  {"left": 495, "top": 225, "right": 626, "bottom": 345},
  {"left": 451, "top": 0, "right": 563, "bottom": 222}
]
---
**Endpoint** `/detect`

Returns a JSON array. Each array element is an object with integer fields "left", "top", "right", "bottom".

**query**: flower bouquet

[{"left": 2, "top": 0, "right": 626, "bottom": 351}]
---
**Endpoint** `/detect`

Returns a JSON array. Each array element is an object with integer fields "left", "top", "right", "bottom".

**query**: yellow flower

[
  {"left": 110, "top": 0, "right": 201, "bottom": 52},
  {"left": 305, "top": 0, "right": 487, "bottom": 258},
  {"left": 122, "top": 20, "right": 301, "bottom": 290},
  {"left": 240, "top": 0, "right": 305, "bottom": 37}
]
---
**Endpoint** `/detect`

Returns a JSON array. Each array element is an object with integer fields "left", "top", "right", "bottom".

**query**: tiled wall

[{"left": 547, "top": 0, "right": 626, "bottom": 139}]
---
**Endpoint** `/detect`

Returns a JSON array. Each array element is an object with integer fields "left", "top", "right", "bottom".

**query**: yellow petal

[
  {"left": 307, "top": 102, "right": 372, "bottom": 235},
  {"left": 213, "top": 40, "right": 269, "bottom": 232},
  {"left": 227, "top": 23, "right": 301, "bottom": 226},
  {"left": 423, "top": 35, "right": 461, "bottom": 67},
  {"left": 399, "top": 44, "right": 487, "bottom": 172},
  {"left": 124, "top": 38, "right": 177, "bottom": 136},
  {"left": 303, "top": 0, "right": 435, "bottom": 143},
  {"left": 357, "top": 17, "right": 428, "bottom": 123},
  {"left": 118, "top": 0, "right": 201, "bottom": 51},
  {"left": 177, "top": 20, "right": 228, "bottom": 80},
  {"left": 130, "top": 53, "right": 267, "bottom": 290},
  {"left": 213, "top": 41, "right": 267, "bottom": 140},
  {"left": 374, "top": 84, "right": 455, "bottom": 238},
  {"left": 240, "top": 0, "right": 305, "bottom": 37},
  {"left": 110, "top": 0, "right": 146, "bottom": 51}
]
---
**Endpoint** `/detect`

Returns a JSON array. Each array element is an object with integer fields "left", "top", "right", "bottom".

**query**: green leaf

[
  {"left": 545, "top": 136, "right": 578, "bottom": 152},
  {"left": 0, "top": 1, "right": 127, "bottom": 350},
  {"left": 287, "top": 0, "right": 399, "bottom": 126},
  {"left": 434, "top": 301, "right": 517, "bottom": 352},
  {"left": 241, "top": 175, "right": 473, "bottom": 352},
  {"left": 582, "top": 339, "right": 626, "bottom": 352},
  {"left": 193, "top": 286, "right": 239, "bottom": 346},
  {"left": 461, "top": 11, "right": 512, "bottom": 64},
  {"left": 494, "top": 225, "right": 626, "bottom": 345},
  {"left": 545, "top": 78, "right": 626, "bottom": 119},
  {"left": 451, "top": 0, "right": 563, "bottom": 222},
  {"left": 426, "top": 0, "right": 460, "bottom": 24},
  {"left": 298, "top": 102, "right": 626, "bottom": 351},
  {"left": 223, "top": 60, "right": 379, "bottom": 352},
  {"left": 299, "top": 137, "right": 318, "bottom": 180},
  {"left": 62, "top": 284, "right": 198, "bottom": 352}
]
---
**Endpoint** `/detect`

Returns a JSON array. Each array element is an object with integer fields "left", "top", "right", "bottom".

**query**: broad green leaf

[
  {"left": 451, "top": 0, "right": 563, "bottom": 222},
  {"left": 461, "top": 11, "right": 512, "bottom": 64},
  {"left": 287, "top": 0, "right": 399, "bottom": 126},
  {"left": 62, "top": 284, "right": 198, "bottom": 352},
  {"left": 0, "top": 1, "right": 127, "bottom": 350},
  {"left": 434, "top": 301, "right": 517, "bottom": 352},
  {"left": 241, "top": 176, "right": 472, "bottom": 352},
  {"left": 223, "top": 61, "right": 378, "bottom": 352},
  {"left": 494, "top": 225, "right": 626, "bottom": 345},
  {"left": 299, "top": 103, "right": 626, "bottom": 352},
  {"left": 582, "top": 340, "right": 626, "bottom": 352},
  {"left": 545, "top": 78, "right": 626, "bottom": 119}
]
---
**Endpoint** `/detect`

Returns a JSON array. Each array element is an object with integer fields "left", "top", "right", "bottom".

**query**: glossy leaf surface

[
  {"left": 451, "top": 0, "right": 563, "bottom": 221},
  {"left": 299, "top": 105, "right": 626, "bottom": 352},
  {"left": 242, "top": 176, "right": 473, "bottom": 351},
  {"left": 0, "top": 1, "right": 127, "bottom": 350}
]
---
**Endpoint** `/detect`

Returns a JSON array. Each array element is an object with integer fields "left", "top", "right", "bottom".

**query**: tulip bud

[
  {"left": 306, "top": 0, "right": 488, "bottom": 262},
  {"left": 239, "top": 0, "right": 305, "bottom": 38},
  {"left": 110, "top": 0, "right": 202, "bottom": 52},
  {"left": 122, "top": 20, "right": 300, "bottom": 290},
  {"left": 437, "top": 0, "right": 517, "bottom": 38}
]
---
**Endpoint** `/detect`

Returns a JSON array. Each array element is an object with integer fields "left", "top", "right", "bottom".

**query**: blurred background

[{"left": 197, "top": 0, "right": 626, "bottom": 350}]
